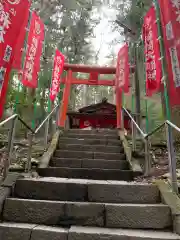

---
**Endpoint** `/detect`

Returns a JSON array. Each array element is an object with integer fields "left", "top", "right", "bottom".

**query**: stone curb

[
  {"left": 155, "top": 180, "right": 180, "bottom": 235},
  {"left": 39, "top": 130, "right": 62, "bottom": 169},
  {"left": 118, "top": 130, "right": 142, "bottom": 175}
]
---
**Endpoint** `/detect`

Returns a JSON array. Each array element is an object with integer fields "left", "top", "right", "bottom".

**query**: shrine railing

[
  {"left": 122, "top": 107, "right": 179, "bottom": 193},
  {"left": 0, "top": 105, "right": 59, "bottom": 180}
]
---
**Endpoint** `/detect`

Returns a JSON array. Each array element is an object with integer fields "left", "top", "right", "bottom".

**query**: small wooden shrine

[{"left": 67, "top": 98, "right": 131, "bottom": 129}]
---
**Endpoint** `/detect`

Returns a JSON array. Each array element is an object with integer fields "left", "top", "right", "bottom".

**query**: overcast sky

[{"left": 92, "top": 3, "right": 124, "bottom": 66}]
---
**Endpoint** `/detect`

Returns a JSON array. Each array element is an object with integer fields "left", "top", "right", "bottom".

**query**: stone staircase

[{"left": 0, "top": 129, "right": 180, "bottom": 239}]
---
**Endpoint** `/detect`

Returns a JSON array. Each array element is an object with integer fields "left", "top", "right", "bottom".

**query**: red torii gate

[{"left": 58, "top": 63, "right": 134, "bottom": 128}]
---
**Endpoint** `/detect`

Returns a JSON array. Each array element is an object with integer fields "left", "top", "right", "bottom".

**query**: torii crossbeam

[{"left": 58, "top": 63, "right": 134, "bottom": 128}]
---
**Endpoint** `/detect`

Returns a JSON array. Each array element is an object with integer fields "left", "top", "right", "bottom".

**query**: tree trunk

[{"left": 83, "top": 85, "right": 88, "bottom": 107}]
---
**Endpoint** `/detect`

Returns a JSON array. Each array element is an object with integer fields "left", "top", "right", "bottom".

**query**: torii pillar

[{"left": 58, "top": 70, "right": 72, "bottom": 127}]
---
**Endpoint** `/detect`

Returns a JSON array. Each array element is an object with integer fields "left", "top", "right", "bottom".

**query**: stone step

[
  {"left": 54, "top": 150, "right": 126, "bottom": 160},
  {"left": 1, "top": 224, "right": 179, "bottom": 240},
  {"left": 54, "top": 150, "right": 93, "bottom": 159},
  {"left": 59, "top": 137, "right": 121, "bottom": 146},
  {"left": 58, "top": 144, "right": 124, "bottom": 154},
  {"left": 14, "top": 178, "right": 160, "bottom": 203},
  {"left": 50, "top": 158, "right": 129, "bottom": 170},
  {"left": 69, "top": 226, "right": 180, "bottom": 240},
  {"left": 37, "top": 167, "right": 133, "bottom": 181},
  {"left": 105, "top": 203, "right": 171, "bottom": 229},
  {"left": 3, "top": 198, "right": 171, "bottom": 229},
  {"left": 64, "top": 129, "right": 118, "bottom": 136},
  {"left": 63, "top": 129, "right": 118, "bottom": 135},
  {"left": 0, "top": 222, "right": 68, "bottom": 240},
  {"left": 62, "top": 133, "right": 119, "bottom": 140}
]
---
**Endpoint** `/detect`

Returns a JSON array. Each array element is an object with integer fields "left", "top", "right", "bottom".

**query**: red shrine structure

[
  {"left": 58, "top": 63, "right": 134, "bottom": 129},
  {"left": 67, "top": 98, "right": 131, "bottom": 129}
]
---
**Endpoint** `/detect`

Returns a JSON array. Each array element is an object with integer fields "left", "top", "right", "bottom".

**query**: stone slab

[
  {"left": 3, "top": 198, "right": 104, "bottom": 227},
  {"left": 81, "top": 159, "right": 129, "bottom": 170},
  {"left": 15, "top": 178, "right": 87, "bottom": 201},
  {"left": 68, "top": 226, "right": 180, "bottom": 240},
  {"left": 63, "top": 129, "right": 117, "bottom": 135},
  {"left": 58, "top": 144, "right": 123, "bottom": 154},
  {"left": 88, "top": 182, "right": 160, "bottom": 203},
  {"left": 107, "top": 139, "right": 122, "bottom": 146},
  {"left": 64, "top": 202, "right": 104, "bottom": 227},
  {"left": 59, "top": 138, "right": 107, "bottom": 146},
  {"left": 2, "top": 172, "right": 22, "bottom": 188},
  {"left": 3, "top": 198, "right": 65, "bottom": 225},
  {"left": 0, "top": 187, "right": 11, "bottom": 214},
  {"left": 50, "top": 158, "right": 82, "bottom": 168},
  {"left": 31, "top": 225, "right": 68, "bottom": 240},
  {"left": 51, "top": 158, "right": 128, "bottom": 170},
  {"left": 54, "top": 150, "right": 93, "bottom": 159},
  {"left": 106, "top": 203, "right": 171, "bottom": 229},
  {"left": 92, "top": 145, "right": 123, "bottom": 153},
  {"left": 63, "top": 133, "right": 118, "bottom": 140},
  {"left": 37, "top": 167, "right": 133, "bottom": 181},
  {"left": 15, "top": 178, "right": 160, "bottom": 204},
  {"left": 94, "top": 152, "right": 126, "bottom": 160},
  {"left": 62, "top": 133, "right": 108, "bottom": 140},
  {"left": 0, "top": 222, "right": 35, "bottom": 240},
  {"left": 59, "top": 138, "right": 121, "bottom": 146}
]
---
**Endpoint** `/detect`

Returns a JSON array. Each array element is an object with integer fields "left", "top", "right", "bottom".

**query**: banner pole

[
  {"left": 48, "top": 97, "right": 51, "bottom": 113},
  {"left": 130, "top": 42, "right": 135, "bottom": 115},
  {"left": 30, "top": 89, "right": 36, "bottom": 129},
  {"left": 131, "top": 93, "right": 134, "bottom": 113},
  {"left": 142, "top": 42, "right": 149, "bottom": 133},
  {"left": 145, "top": 97, "right": 149, "bottom": 133},
  {"left": 121, "top": 90, "right": 124, "bottom": 129},
  {"left": 32, "top": 92, "right": 36, "bottom": 129},
  {"left": 134, "top": 45, "right": 141, "bottom": 126},
  {"left": 43, "top": 31, "right": 53, "bottom": 116},
  {"left": 153, "top": 0, "right": 171, "bottom": 121},
  {"left": 13, "top": 81, "right": 21, "bottom": 114},
  {"left": 131, "top": 82, "right": 136, "bottom": 151}
]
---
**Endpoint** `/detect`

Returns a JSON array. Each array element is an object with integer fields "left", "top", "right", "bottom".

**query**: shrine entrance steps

[
  {"left": 38, "top": 129, "right": 132, "bottom": 180},
  {"left": 0, "top": 129, "right": 180, "bottom": 240}
]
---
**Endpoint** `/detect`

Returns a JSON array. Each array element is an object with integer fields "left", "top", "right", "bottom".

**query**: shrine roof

[
  {"left": 67, "top": 98, "right": 147, "bottom": 118},
  {"left": 79, "top": 99, "right": 116, "bottom": 114}
]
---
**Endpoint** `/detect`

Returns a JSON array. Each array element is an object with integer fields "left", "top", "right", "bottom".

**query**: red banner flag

[
  {"left": 0, "top": 0, "right": 30, "bottom": 118},
  {"left": 12, "top": 6, "right": 30, "bottom": 70},
  {"left": 158, "top": 0, "right": 180, "bottom": 105},
  {"left": 21, "top": 12, "right": 44, "bottom": 88},
  {"left": 49, "top": 49, "right": 65, "bottom": 102},
  {"left": 143, "top": 6, "right": 162, "bottom": 96},
  {"left": 116, "top": 43, "right": 130, "bottom": 93}
]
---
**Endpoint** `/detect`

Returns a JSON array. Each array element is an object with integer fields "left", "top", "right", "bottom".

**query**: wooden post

[
  {"left": 58, "top": 70, "right": 72, "bottom": 127},
  {"left": 116, "top": 89, "right": 122, "bottom": 129}
]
